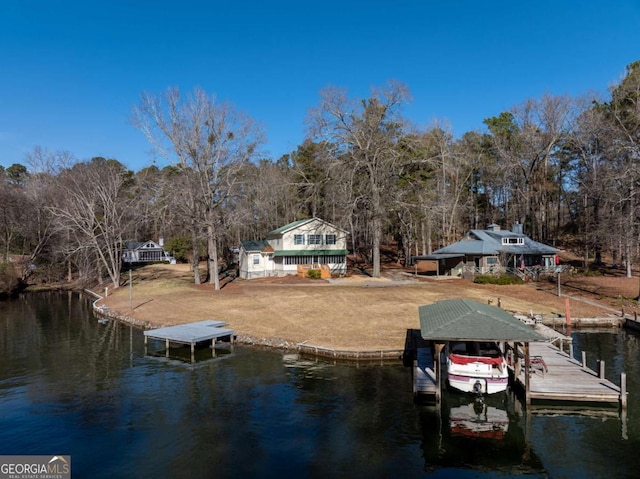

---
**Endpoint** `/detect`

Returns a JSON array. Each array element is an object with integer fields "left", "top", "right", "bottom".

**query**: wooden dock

[
  {"left": 413, "top": 347, "right": 437, "bottom": 397},
  {"left": 144, "top": 320, "right": 235, "bottom": 362},
  {"left": 513, "top": 341, "right": 626, "bottom": 407},
  {"left": 411, "top": 337, "right": 627, "bottom": 410}
]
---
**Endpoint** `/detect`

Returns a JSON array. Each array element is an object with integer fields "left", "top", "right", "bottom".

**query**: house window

[
  {"left": 325, "top": 234, "right": 336, "bottom": 245},
  {"left": 502, "top": 237, "right": 524, "bottom": 245},
  {"left": 308, "top": 234, "right": 322, "bottom": 245},
  {"left": 252, "top": 255, "right": 260, "bottom": 265},
  {"left": 294, "top": 234, "right": 304, "bottom": 245}
]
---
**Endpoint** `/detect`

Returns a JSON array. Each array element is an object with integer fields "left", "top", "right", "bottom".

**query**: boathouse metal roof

[{"left": 418, "top": 298, "right": 546, "bottom": 342}]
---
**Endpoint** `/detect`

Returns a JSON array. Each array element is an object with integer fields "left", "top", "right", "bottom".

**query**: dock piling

[
  {"left": 582, "top": 351, "right": 587, "bottom": 368},
  {"left": 599, "top": 360, "right": 605, "bottom": 379}
]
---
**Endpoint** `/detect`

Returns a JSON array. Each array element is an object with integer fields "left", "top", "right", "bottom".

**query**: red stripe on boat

[{"left": 449, "top": 354, "right": 504, "bottom": 366}]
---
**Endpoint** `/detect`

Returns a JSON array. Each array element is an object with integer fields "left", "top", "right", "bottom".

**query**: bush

[
  {"left": 474, "top": 274, "right": 524, "bottom": 285},
  {"left": 164, "top": 236, "right": 190, "bottom": 262},
  {"left": 307, "top": 269, "right": 321, "bottom": 279}
]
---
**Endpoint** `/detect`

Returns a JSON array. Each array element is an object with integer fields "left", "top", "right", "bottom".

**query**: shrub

[
  {"left": 474, "top": 274, "right": 524, "bottom": 285},
  {"left": 164, "top": 236, "right": 190, "bottom": 262},
  {"left": 307, "top": 269, "right": 321, "bottom": 279}
]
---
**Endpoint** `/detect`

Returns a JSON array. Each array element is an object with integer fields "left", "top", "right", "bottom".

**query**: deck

[
  {"left": 144, "top": 320, "right": 235, "bottom": 362},
  {"left": 513, "top": 341, "right": 626, "bottom": 406}
]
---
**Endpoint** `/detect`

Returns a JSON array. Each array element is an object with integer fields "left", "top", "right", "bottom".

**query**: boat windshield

[{"left": 449, "top": 341, "right": 503, "bottom": 358}]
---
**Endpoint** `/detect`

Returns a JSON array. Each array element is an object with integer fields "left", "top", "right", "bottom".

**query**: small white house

[
  {"left": 122, "top": 240, "right": 176, "bottom": 264},
  {"left": 238, "top": 218, "right": 349, "bottom": 279}
]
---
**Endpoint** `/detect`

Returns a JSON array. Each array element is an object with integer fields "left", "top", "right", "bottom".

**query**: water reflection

[
  {"left": 3, "top": 293, "right": 640, "bottom": 478},
  {"left": 448, "top": 396, "right": 509, "bottom": 440},
  {"left": 418, "top": 391, "right": 545, "bottom": 474}
]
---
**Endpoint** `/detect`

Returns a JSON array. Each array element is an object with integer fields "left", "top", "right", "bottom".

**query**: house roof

[
  {"left": 240, "top": 240, "right": 272, "bottom": 252},
  {"left": 124, "top": 240, "right": 162, "bottom": 251},
  {"left": 418, "top": 298, "right": 546, "bottom": 342},
  {"left": 267, "top": 217, "right": 348, "bottom": 237},
  {"left": 433, "top": 228, "right": 559, "bottom": 256}
]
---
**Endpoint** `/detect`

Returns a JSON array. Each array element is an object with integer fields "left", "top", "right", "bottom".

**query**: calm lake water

[{"left": 1, "top": 292, "right": 639, "bottom": 478}]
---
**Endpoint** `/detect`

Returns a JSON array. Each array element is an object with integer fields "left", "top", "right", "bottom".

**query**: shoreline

[
  {"left": 85, "top": 286, "right": 625, "bottom": 363},
  {"left": 86, "top": 288, "right": 406, "bottom": 361}
]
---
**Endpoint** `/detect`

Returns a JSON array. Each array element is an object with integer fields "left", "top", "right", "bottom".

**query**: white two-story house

[{"left": 238, "top": 218, "right": 349, "bottom": 279}]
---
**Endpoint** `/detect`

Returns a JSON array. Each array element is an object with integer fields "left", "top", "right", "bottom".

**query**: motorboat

[{"left": 446, "top": 341, "right": 508, "bottom": 395}]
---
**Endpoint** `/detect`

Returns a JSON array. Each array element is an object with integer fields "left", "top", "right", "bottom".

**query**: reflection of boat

[
  {"left": 446, "top": 341, "right": 508, "bottom": 394},
  {"left": 449, "top": 399, "right": 509, "bottom": 440}
]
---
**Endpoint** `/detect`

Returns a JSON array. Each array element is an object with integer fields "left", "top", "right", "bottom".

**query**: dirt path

[{"left": 97, "top": 264, "right": 627, "bottom": 353}]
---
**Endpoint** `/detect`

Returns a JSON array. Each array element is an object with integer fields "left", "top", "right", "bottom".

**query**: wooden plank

[
  {"left": 414, "top": 347, "right": 436, "bottom": 395},
  {"left": 513, "top": 341, "right": 622, "bottom": 405}
]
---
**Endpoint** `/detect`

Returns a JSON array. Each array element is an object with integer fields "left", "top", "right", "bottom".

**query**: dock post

[
  {"left": 435, "top": 343, "right": 444, "bottom": 403},
  {"left": 191, "top": 342, "right": 195, "bottom": 363},
  {"left": 599, "top": 360, "right": 605, "bottom": 379},
  {"left": 412, "top": 359, "right": 417, "bottom": 396},
  {"left": 524, "top": 342, "right": 531, "bottom": 406},
  {"left": 582, "top": 351, "right": 587, "bottom": 368},
  {"left": 621, "top": 372, "right": 627, "bottom": 409}
]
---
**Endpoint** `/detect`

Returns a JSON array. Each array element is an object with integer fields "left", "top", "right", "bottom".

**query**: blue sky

[{"left": 1, "top": 1, "right": 640, "bottom": 172}]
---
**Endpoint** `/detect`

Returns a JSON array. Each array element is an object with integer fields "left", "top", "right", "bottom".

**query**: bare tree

[
  {"left": 308, "top": 81, "right": 410, "bottom": 277},
  {"left": 47, "top": 158, "right": 134, "bottom": 288},
  {"left": 132, "top": 87, "right": 264, "bottom": 289}
]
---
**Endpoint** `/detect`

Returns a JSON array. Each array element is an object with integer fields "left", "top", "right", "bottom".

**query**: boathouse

[
  {"left": 415, "top": 298, "right": 627, "bottom": 409},
  {"left": 416, "top": 299, "right": 545, "bottom": 403}
]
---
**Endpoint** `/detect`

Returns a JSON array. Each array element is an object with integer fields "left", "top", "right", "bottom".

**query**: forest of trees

[{"left": 1, "top": 61, "right": 639, "bottom": 293}]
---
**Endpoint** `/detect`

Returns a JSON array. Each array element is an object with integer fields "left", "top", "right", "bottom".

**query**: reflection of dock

[{"left": 144, "top": 320, "right": 235, "bottom": 363}]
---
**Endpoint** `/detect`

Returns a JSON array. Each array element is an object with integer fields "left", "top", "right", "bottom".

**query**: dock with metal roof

[
  {"left": 144, "top": 320, "right": 235, "bottom": 363},
  {"left": 414, "top": 298, "right": 628, "bottom": 409}
]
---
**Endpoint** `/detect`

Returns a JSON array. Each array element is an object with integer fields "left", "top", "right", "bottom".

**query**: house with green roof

[
  {"left": 413, "top": 223, "right": 560, "bottom": 277},
  {"left": 238, "top": 218, "right": 349, "bottom": 279}
]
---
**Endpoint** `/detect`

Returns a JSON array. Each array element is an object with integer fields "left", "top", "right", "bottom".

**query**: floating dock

[{"left": 144, "top": 320, "right": 235, "bottom": 362}]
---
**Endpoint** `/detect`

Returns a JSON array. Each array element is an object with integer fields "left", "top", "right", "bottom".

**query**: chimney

[
  {"left": 158, "top": 236, "right": 164, "bottom": 247},
  {"left": 511, "top": 223, "right": 523, "bottom": 235}
]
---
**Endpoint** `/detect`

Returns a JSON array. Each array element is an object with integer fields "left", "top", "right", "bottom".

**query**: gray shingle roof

[
  {"left": 419, "top": 298, "right": 546, "bottom": 342},
  {"left": 433, "top": 229, "right": 559, "bottom": 256}
]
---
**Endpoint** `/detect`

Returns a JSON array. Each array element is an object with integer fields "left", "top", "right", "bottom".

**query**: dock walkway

[
  {"left": 413, "top": 347, "right": 437, "bottom": 396},
  {"left": 514, "top": 341, "right": 625, "bottom": 406}
]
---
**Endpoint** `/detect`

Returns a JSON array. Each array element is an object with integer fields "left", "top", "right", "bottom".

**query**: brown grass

[{"left": 99, "top": 263, "right": 636, "bottom": 352}]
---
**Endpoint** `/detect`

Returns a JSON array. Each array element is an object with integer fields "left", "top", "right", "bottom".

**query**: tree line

[{"left": 1, "top": 61, "right": 639, "bottom": 293}]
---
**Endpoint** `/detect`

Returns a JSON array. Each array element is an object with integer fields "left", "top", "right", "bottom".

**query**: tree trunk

[
  {"left": 192, "top": 230, "right": 201, "bottom": 285},
  {"left": 208, "top": 224, "right": 220, "bottom": 290}
]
